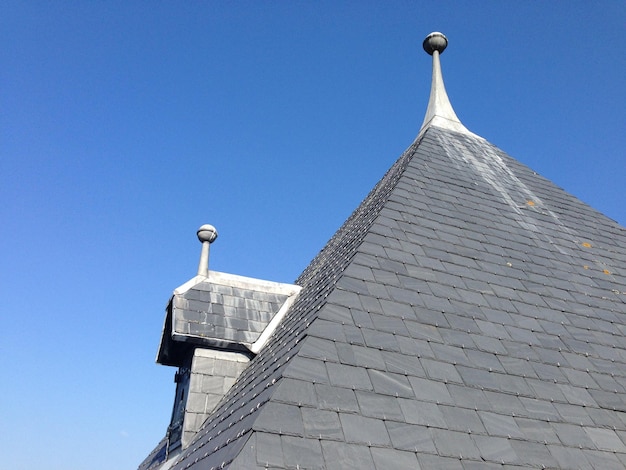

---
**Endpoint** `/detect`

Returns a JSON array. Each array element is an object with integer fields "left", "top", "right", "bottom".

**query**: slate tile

[
  {"left": 514, "top": 416, "right": 560, "bottom": 444},
  {"left": 335, "top": 342, "right": 357, "bottom": 366},
  {"left": 430, "top": 428, "right": 481, "bottom": 459},
  {"left": 370, "top": 312, "right": 410, "bottom": 336},
  {"left": 342, "top": 263, "right": 376, "bottom": 283},
  {"left": 420, "top": 293, "right": 453, "bottom": 312},
  {"left": 557, "top": 383, "right": 597, "bottom": 406},
  {"left": 186, "top": 392, "right": 207, "bottom": 413},
  {"left": 370, "top": 447, "right": 420, "bottom": 470},
  {"left": 478, "top": 411, "right": 524, "bottom": 438},
  {"left": 408, "top": 376, "right": 454, "bottom": 405},
  {"left": 416, "top": 453, "right": 463, "bottom": 470},
  {"left": 587, "top": 407, "right": 626, "bottom": 429},
  {"left": 368, "top": 369, "right": 414, "bottom": 398},
  {"left": 562, "top": 350, "right": 595, "bottom": 372},
  {"left": 314, "top": 384, "right": 359, "bottom": 413},
  {"left": 585, "top": 427, "right": 626, "bottom": 452},
  {"left": 553, "top": 422, "right": 596, "bottom": 448},
  {"left": 298, "top": 336, "right": 340, "bottom": 363},
  {"left": 327, "top": 363, "right": 373, "bottom": 391},
  {"left": 336, "top": 275, "right": 369, "bottom": 295},
  {"left": 372, "top": 268, "right": 400, "bottom": 285},
  {"left": 396, "top": 335, "right": 435, "bottom": 359},
  {"left": 590, "top": 372, "right": 624, "bottom": 394},
  {"left": 272, "top": 378, "right": 317, "bottom": 407},
  {"left": 447, "top": 383, "right": 488, "bottom": 409},
  {"left": 362, "top": 328, "right": 401, "bottom": 352},
  {"left": 584, "top": 449, "right": 626, "bottom": 470},
  {"left": 474, "top": 319, "right": 511, "bottom": 340},
  {"left": 421, "top": 358, "right": 463, "bottom": 383},
  {"left": 461, "top": 461, "right": 517, "bottom": 470},
  {"left": 589, "top": 389, "right": 626, "bottom": 412},
  {"left": 430, "top": 342, "right": 469, "bottom": 367},
  {"left": 470, "top": 334, "right": 507, "bottom": 355},
  {"left": 398, "top": 398, "right": 447, "bottom": 428},
  {"left": 358, "top": 295, "right": 384, "bottom": 315},
  {"left": 380, "top": 350, "right": 424, "bottom": 377},
  {"left": 320, "top": 441, "right": 374, "bottom": 470},
  {"left": 547, "top": 445, "right": 593, "bottom": 469},
  {"left": 439, "top": 405, "right": 486, "bottom": 433},
  {"left": 283, "top": 356, "right": 329, "bottom": 385},
  {"left": 483, "top": 390, "right": 527, "bottom": 416},
  {"left": 456, "top": 365, "right": 499, "bottom": 390},
  {"left": 307, "top": 319, "right": 347, "bottom": 342},
  {"left": 351, "top": 310, "right": 374, "bottom": 329},
  {"left": 378, "top": 299, "right": 416, "bottom": 320},
  {"left": 472, "top": 435, "right": 519, "bottom": 464},
  {"left": 281, "top": 435, "right": 324, "bottom": 469},
  {"left": 465, "top": 349, "right": 505, "bottom": 373},
  {"left": 385, "top": 421, "right": 436, "bottom": 453},
  {"left": 527, "top": 378, "right": 567, "bottom": 402},
  {"left": 318, "top": 304, "right": 353, "bottom": 325},
  {"left": 497, "top": 355, "right": 538, "bottom": 378},
  {"left": 326, "top": 289, "right": 363, "bottom": 309},
  {"left": 439, "top": 328, "right": 476, "bottom": 349},
  {"left": 301, "top": 408, "right": 343, "bottom": 440},
  {"left": 339, "top": 413, "right": 390, "bottom": 446},
  {"left": 501, "top": 325, "right": 535, "bottom": 346},
  {"left": 255, "top": 402, "right": 304, "bottom": 436},
  {"left": 355, "top": 390, "right": 404, "bottom": 421},
  {"left": 255, "top": 432, "right": 285, "bottom": 468},
  {"left": 363, "top": 281, "right": 392, "bottom": 301},
  {"left": 413, "top": 307, "right": 449, "bottom": 327},
  {"left": 553, "top": 402, "right": 594, "bottom": 426},
  {"left": 351, "top": 344, "right": 386, "bottom": 370},
  {"left": 405, "top": 321, "right": 444, "bottom": 343},
  {"left": 343, "top": 325, "right": 365, "bottom": 346}
]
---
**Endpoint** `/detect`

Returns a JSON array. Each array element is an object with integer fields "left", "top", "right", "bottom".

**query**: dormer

[{"left": 146, "top": 225, "right": 300, "bottom": 467}]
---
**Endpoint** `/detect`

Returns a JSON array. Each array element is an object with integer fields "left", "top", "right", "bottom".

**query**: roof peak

[{"left": 419, "top": 32, "right": 473, "bottom": 136}]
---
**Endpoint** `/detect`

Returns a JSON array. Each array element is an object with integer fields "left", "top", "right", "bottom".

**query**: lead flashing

[{"left": 418, "top": 32, "right": 476, "bottom": 138}]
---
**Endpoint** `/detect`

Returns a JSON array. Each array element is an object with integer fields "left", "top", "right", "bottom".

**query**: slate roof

[
  {"left": 158, "top": 272, "right": 301, "bottom": 366},
  {"left": 148, "top": 34, "right": 626, "bottom": 469}
]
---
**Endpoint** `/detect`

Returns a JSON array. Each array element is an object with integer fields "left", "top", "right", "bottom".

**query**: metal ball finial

[
  {"left": 197, "top": 224, "right": 218, "bottom": 244},
  {"left": 423, "top": 32, "right": 448, "bottom": 56}
]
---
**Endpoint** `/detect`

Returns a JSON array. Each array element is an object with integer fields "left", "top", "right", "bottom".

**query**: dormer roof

[{"left": 157, "top": 272, "right": 301, "bottom": 366}]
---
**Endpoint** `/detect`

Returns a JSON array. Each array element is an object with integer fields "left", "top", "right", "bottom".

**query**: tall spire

[{"left": 419, "top": 32, "right": 471, "bottom": 135}]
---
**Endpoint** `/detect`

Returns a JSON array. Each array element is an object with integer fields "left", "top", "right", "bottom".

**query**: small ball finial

[
  {"left": 197, "top": 224, "right": 218, "bottom": 244},
  {"left": 423, "top": 32, "right": 448, "bottom": 56}
]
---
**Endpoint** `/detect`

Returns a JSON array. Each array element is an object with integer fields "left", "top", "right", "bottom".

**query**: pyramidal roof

[{"left": 144, "top": 33, "right": 626, "bottom": 469}]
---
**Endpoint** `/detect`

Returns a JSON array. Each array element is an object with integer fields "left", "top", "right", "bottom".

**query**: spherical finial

[
  {"left": 197, "top": 224, "right": 218, "bottom": 244},
  {"left": 423, "top": 32, "right": 448, "bottom": 56}
]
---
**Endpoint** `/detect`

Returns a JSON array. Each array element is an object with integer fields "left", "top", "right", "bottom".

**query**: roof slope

[{"left": 168, "top": 124, "right": 626, "bottom": 469}]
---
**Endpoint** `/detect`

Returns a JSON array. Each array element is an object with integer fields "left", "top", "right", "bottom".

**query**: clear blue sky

[{"left": 1, "top": 2, "right": 624, "bottom": 469}]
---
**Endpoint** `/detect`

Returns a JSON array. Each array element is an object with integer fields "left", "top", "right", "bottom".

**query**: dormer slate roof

[
  {"left": 161, "top": 124, "right": 626, "bottom": 469},
  {"left": 157, "top": 272, "right": 301, "bottom": 366}
]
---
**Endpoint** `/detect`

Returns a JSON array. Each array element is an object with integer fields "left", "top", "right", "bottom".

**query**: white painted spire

[{"left": 419, "top": 32, "right": 471, "bottom": 135}]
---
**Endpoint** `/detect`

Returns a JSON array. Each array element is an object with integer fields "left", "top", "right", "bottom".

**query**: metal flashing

[{"left": 418, "top": 32, "right": 478, "bottom": 139}]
